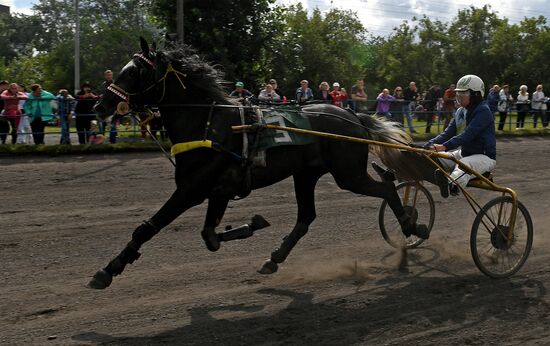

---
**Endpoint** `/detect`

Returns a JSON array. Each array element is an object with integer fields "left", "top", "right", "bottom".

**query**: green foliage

[
  {"left": 149, "top": 0, "right": 275, "bottom": 89},
  {"left": 3, "top": 1, "right": 550, "bottom": 97},
  {"left": 1, "top": 0, "right": 158, "bottom": 92},
  {"left": 260, "top": 5, "right": 371, "bottom": 95}
]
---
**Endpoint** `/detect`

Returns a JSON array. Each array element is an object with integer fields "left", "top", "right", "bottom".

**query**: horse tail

[{"left": 358, "top": 114, "right": 417, "bottom": 180}]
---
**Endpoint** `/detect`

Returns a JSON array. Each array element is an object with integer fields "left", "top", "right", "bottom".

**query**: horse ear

[
  {"left": 155, "top": 51, "right": 164, "bottom": 65},
  {"left": 140, "top": 36, "right": 150, "bottom": 56},
  {"left": 151, "top": 41, "right": 157, "bottom": 53}
]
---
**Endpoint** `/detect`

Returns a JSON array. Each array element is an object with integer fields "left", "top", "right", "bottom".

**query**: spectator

[
  {"left": 56, "top": 89, "right": 75, "bottom": 145},
  {"left": 391, "top": 86, "right": 405, "bottom": 125},
  {"left": 403, "top": 81, "right": 418, "bottom": 134},
  {"left": 258, "top": 83, "right": 281, "bottom": 104},
  {"left": 1, "top": 82, "right": 28, "bottom": 144},
  {"left": 229, "top": 81, "right": 252, "bottom": 98},
  {"left": 340, "top": 88, "right": 349, "bottom": 108},
  {"left": 74, "top": 82, "right": 99, "bottom": 144},
  {"left": 16, "top": 84, "right": 32, "bottom": 144},
  {"left": 497, "top": 84, "right": 514, "bottom": 131},
  {"left": 23, "top": 84, "right": 56, "bottom": 145},
  {"left": 99, "top": 69, "right": 118, "bottom": 142},
  {"left": 0, "top": 80, "right": 9, "bottom": 144},
  {"left": 88, "top": 120, "right": 105, "bottom": 144},
  {"left": 99, "top": 69, "right": 114, "bottom": 96},
  {"left": 423, "top": 84, "right": 443, "bottom": 133},
  {"left": 268, "top": 79, "right": 285, "bottom": 102},
  {"left": 442, "top": 83, "right": 457, "bottom": 128},
  {"left": 149, "top": 108, "right": 166, "bottom": 141},
  {"left": 99, "top": 70, "right": 114, "bottom": 134},
  {"left": 531, "top": 84, "right": 548, "bottom": 129},
  {"left": 350, "top": 79, "right": 368, "bottom": 112},
  {"left": 315, "top": 82, "right": 333, "bottom": 103},
  {"left": 376, "top": 88, "right": 396, "bottom": 120},
  {"left": 486, "top": 84, "right": 500, "bottom": 117},
  {"left": 329, "top": 82, "right": 347, "bottom": 108},
  {"left": 516, "top": 85, "right": 530, "bottom": 130},
  {"left": 295, "top": 80, "right": 314, "bottom": 104}
]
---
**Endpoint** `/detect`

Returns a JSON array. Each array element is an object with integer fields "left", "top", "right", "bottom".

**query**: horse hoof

[
  {"left": 87, "top": 269, "right": 112, "bottom": 289},
  {"left": 413, "top": 224, "right": 430, "bottom": 240},
  {"left": 257, "top": 260, "right": 278, "bottom": 274},
  {"left": 205, "top": 238, "right": 220, "bottom": 252},
  {"left": 201, "top": 229, "right": 220, "bottom": 252}
]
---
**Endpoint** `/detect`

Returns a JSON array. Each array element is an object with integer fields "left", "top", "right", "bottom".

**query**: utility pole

[
  {"left": 74, "top": 0, "right": 80, "bottom": 94},
  {"left": 177, "top": 0, "right": 184, "bottom": 43}
]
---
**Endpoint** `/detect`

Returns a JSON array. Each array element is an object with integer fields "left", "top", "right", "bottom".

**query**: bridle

[{"left": 106, "top": 53, "right": 188, "bottom": 115}]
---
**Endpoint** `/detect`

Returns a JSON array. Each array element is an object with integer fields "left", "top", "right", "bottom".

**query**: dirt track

[{"left": 1, "top": 136, "right": 550, "bottom": 345}]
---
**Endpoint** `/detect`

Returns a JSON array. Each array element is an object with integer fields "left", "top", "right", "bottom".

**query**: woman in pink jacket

[{"left": 1, "top": 83, "right": 28, "bottom": 144}]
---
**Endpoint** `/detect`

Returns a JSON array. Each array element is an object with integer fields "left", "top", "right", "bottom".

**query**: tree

[
  {"left": 1, "top": 0, "right": 158, "bottom": 92},
  {"left": 262, "top": 5, "right": 370, "bottom": 95},
  {"left": 149, "top": 0, "right": 275, "bottom": 89},
  {"left": 445, "top": 6, "right": 506, "bottom": 86}
]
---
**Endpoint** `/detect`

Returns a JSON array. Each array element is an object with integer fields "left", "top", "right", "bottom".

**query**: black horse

[{"left": 89, "top": 38, "right": 428, "bottom": 289}]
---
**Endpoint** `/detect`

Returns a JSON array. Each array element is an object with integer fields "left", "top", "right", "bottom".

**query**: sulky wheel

[
  {"left": 379, "top": 181, "right": 435, "bottom": 249},
  {"left": 470, "top": 196, "right": 533, "bottom": 278}
]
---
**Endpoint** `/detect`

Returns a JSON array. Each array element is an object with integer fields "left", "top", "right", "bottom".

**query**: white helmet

[{"left": 455, "top": 74, "right": 485, "bottom": 98}]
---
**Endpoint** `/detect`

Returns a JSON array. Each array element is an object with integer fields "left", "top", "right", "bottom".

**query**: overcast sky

[
  {"left": 3, "top": 0, "right": 550, "bottom": 37},
  {"left": 279, "top": 0, "right": 550, "bottom": 37}
]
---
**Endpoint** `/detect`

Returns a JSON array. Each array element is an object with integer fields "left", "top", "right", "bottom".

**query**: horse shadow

[{"left": 73, "top": 271, "right": 550, "bottom": 345}]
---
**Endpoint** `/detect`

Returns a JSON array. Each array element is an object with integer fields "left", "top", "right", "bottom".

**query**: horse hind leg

[
  {"left": 337, "top": 174, "right": 430, "bottom": 239},
  {"left": 259, "top": 171, "right": 321, "bottom": 274}
]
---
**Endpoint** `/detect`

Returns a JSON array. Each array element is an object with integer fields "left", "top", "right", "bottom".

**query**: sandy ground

[{"left": 1, "top": 136, "right": 549, "bottom": 346}]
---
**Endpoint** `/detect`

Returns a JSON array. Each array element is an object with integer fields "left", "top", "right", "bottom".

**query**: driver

[{"left": 425, "top": 74, "right": 496, "bottom": 197}]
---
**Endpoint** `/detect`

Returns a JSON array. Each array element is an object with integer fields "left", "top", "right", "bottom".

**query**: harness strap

[
  {"left": 238, "top": 106, "right": 248, "bottom": 161},
  {"left": 171, "top": 140, "right": 213, "bottom": 156}
]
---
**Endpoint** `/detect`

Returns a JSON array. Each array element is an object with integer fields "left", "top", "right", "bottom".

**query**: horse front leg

[
  {"left": 201, "top": 198, "right": 229, "bottom": 252},
  {"left": 259, "top": 171, "right": 322, "bottom": 274},
  {"left": 88, "top": 188, "right": 204, "bottom": 289},
  {"left": 202, "top": 197, "right": 271, "bottom": 250}
]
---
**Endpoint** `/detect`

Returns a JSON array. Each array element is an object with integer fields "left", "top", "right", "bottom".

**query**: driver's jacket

[{"left": 425, "top": 101, "right": 496, "bottom": 160}]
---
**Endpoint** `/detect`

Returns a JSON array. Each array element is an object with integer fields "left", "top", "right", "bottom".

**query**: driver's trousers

[{"left": 398, "top": 150, "right": 496, "bottom": 188}]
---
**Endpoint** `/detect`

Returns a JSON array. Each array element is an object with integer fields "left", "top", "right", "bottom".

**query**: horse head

[
  {"left": 94, "top": 37, "right": 230, "bottom": 119},
  {"left": 94, "top": 37, "right": 158, "bottom": 119}
]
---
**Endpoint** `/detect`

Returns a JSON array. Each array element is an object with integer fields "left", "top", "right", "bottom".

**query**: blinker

[{"left": 117, "top": 101, "right": 130, "bottom": 115}]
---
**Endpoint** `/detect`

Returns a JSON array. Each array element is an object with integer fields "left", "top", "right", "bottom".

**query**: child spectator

[
  {"left": 56, "top": 89, "right": 75, "bottom": 144},
  {"left": 88, "top": 120, "right": 105, "bottom": 144},
  {"left": 16, "top": 84, "right": 32, "bottom": 144}
]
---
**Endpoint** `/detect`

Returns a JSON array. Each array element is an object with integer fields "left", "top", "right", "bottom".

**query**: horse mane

[{"left": 157, "top": 44, "right": 236, "bottom": 105}]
